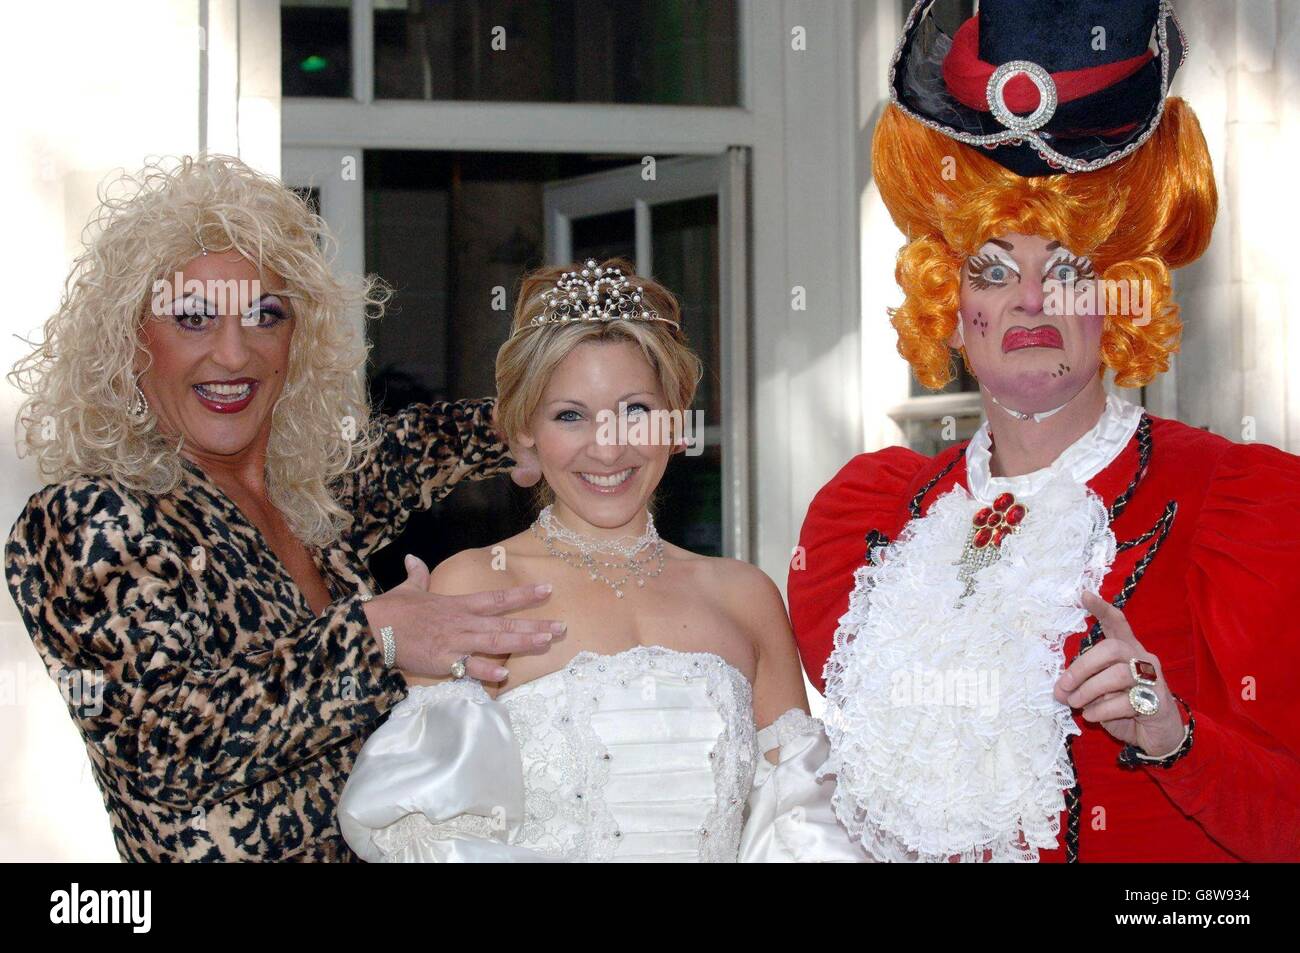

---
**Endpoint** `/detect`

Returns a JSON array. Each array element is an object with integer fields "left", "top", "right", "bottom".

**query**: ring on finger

[
  {"left": 450, "top": 655, "right": 470, "bottom": 680},
  {"left": 1128, "top": 684, "right": 1160, "bottom": 717},
  {"left": 1129, "top": 657, "right": 1158, "bottom": 686}
]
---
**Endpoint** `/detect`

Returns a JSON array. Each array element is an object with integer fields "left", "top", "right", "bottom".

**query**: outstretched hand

[{"left": 360, "top": 554, "right": 563, "bottom": 682}]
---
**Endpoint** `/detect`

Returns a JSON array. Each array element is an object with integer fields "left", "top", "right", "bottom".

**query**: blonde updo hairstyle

[{"left": 494, "top": 259, "right": 702, "bottom": 498}]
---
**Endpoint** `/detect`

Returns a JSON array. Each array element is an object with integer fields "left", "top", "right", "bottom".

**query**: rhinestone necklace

[{"left": 531, "top": 504, "right": 665, "bottom": 598}]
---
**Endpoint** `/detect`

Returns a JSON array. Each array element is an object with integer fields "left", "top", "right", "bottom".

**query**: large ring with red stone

[
  {"left": 1129, "top": 658, "right": 1158, "bottom": 686},
  {"left": 970, "top": 492, "right": 1027, "bottom": 550}
]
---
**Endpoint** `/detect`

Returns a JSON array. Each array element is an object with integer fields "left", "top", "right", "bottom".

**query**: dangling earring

[{"left": 128, "top": 379, "right": 149, "bottom": 420}]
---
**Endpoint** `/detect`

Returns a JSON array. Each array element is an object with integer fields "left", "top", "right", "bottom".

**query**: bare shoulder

[
  {"left": 429, "top": 533, "right": 529, "bottom": 596},
  {"left": 708, "top": 554, "right": 781, "bottom": 598},
  {"left": 677, "top": 550, "right": 788, "bottom": 625},
  {"left": 706, "top": 557, "right": 798, "bottom": 671}
]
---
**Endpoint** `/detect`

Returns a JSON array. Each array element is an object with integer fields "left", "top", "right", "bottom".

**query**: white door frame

[{"left": 280, "top": 146, "right": 366, "bottom": 281}]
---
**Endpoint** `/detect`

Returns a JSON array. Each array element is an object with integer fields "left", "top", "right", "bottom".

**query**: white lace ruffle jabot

[{"left": 820, "top": 396, "right": 1138, "bottom": 862}]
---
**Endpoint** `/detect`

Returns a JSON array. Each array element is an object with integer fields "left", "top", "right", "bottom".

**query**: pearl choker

[{"left": 531, "top": 505, "right": 665, "bottom": 598}]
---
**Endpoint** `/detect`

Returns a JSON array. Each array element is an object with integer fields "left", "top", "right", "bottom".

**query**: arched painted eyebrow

[
  {"left": 545, "top": 392, "right": 655, "bottom": 409},
  {"left": 988, "top": 238, "right": 1015, "bottom": 251},
  {"left": 1046, "top": 241, "right": 1061, "bottom": 251},
  {"left": 173, "top": 291, "right": 215, "bottom": 312}
]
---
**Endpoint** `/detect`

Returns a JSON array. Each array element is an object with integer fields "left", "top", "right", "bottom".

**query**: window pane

[
  {"left": 374, "top": 0, "right": 739, "bottom": 105},
  {"left": 570, "top": 209, "right": 637, "bottom": 266},
  {"left": 282, "top": 0, "right": 353, "bottom": 98},
  {"left": 651, "top": 195, "right": 722, "bottom": 556},
  {"left": 900, "top": 413, "right": 982, "bottom": 458}
]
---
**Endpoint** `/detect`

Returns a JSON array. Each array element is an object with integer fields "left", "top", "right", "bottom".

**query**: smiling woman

[
  {"left": 2, "top": 155, "right": 564, "bottom": 861},
  {"left": 336, "top": 259, "right": 867, "bottom": 863}
]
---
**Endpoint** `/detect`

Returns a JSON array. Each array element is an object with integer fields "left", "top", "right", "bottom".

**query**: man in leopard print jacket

[{"left": 4, "top": 156, "right": 556, "bottom": 861}]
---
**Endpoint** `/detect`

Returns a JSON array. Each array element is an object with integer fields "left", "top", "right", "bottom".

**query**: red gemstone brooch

[{"left": 957, "top": 492, "right": 1028, "bottom": 599}]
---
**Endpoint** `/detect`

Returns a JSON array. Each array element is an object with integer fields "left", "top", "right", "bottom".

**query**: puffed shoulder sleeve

[
  {"left": 3, "top": 481, "right": 405, "bottom": 810},
  {"left": 1157, "top": 441, "right": 1300, "bottom": 860},
  {"left": 738, "top": 709, "right": 868, "bottom": 862},
  {"left": 336, "top": 398, "right": 513, "bottom": 559},
  {"left": 788, "top": 447, "right": 930, "bottom": 692},
  {"left": 338, "top": 680, "right": 552, "bottom": 863}
]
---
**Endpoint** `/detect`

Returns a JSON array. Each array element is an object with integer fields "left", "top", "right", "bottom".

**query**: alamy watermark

[
  {"left": 890, "top": 664, "right": 1001, "bottom": 719},
  {"left": 595, "top": 403, "right": 705, "bottom": 457},
  {"left": 1044, "top": 277, "right": 1153, "bottom": 326}
]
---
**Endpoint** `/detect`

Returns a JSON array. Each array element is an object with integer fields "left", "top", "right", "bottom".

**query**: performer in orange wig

[{"left": 790, "top": 0, "right": 1300, "bottom": 862}]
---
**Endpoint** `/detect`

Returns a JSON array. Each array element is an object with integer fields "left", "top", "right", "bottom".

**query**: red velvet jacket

[{"left": 789, "top": 416, "right": 1300, "bottom": 862}]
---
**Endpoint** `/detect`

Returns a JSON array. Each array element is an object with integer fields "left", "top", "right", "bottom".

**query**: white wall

[
  {"left": 1163, "top": 0, "right": 1300, "bottom": 452},
  {"left": 754, "top": 0, "right": 865, "bottom": 593},
  {"left": 0, "top": 0, "right": 279, "bottom": 861}
]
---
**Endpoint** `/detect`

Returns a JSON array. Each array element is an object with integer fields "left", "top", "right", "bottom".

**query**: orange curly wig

[{"left": 872, "top": 97, "right": 1217, "bottom": 389}]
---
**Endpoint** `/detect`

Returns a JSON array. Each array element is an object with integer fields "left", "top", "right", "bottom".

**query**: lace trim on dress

[
  {"left": 821, "top": 470, "right": 1116, "bottom": 862},
  {"left": 693, "top": 653, "right": 758, "bottom": 863},
  {"left": 372, "top": 810, "right": 506, "bottom": 862},
  {"left": 758, "top": 708, "right": 822, "bottom": 754},
  {"left": 398, "top": 677, "right": 490, "bottom": 711}
]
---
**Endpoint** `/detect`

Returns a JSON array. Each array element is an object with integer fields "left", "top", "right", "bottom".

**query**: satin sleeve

[
  {"left": 1152, "top": 440, "right": 1300, "bottom": 861},
  {"left": 338, "top": 680, "right": 553, "bottom": 863},
  {"left": 738, "top": 709, "right": 869, "bottom": 863}
]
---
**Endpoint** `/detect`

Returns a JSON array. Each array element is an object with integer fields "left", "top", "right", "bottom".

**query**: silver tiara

[{"left": 514, "top": 259, "right": 679, "bottom": 336}]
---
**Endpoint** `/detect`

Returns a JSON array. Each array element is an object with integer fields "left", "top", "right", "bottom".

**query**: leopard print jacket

[{"left": 5, "top": 400, "right": 509, "bottom": 861}]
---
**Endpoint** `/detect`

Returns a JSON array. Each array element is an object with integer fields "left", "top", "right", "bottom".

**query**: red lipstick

[
  {"left": 1002, "top": 325, "right": 1064, "bottom": 353},
  {"left": 192, "top": 378, "right": 258, "bottom": 414}
]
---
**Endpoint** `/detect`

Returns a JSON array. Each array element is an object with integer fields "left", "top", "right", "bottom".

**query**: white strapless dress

[{"left": 338, "top": 645, "right": 865, "bottom": 862}]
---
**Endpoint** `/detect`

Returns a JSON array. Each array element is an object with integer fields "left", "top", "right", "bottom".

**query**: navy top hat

[{"left": 889, "top": 0, "right": 1187, "bottom": 176}]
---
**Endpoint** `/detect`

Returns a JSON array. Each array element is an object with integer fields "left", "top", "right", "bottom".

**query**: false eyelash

[
  {"left": 1046, "top": 254, "right": 1097, "bottom": 280},
  {"left": 249, "top": 304, "right": 288, "bottom": 323},
  {"left": 966, "top": 253, "right": 1016, "bottom": 290},
  {"left": 174, "top": 307, "right": 215, "bottom": 331}
]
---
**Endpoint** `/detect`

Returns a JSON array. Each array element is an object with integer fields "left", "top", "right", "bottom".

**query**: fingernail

[
  {"left": 493, "top": 667, "right": 509, "bottom": 680},
  {"left": 535, "top": 583, "right": 552, "bottom": 596},
  {"left": 1058, "top": 673, "right": 1074, "bottom": 691},
  {"left": 534, "top": 632, "right": 552, "bottom": 646},
  {"left": 550, "top": 622, "right": 567, "bottom": 635}
]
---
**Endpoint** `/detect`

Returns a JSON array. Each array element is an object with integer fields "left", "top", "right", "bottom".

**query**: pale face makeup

[
  {"left": 953, "top": 232, "right": 1104, "bottom": 415},
  {"left": 519, "top": 339, "right": 673, "bottom": 538},
  {"left": 137, "top": 251, "right": 294, "bottom": 466}
]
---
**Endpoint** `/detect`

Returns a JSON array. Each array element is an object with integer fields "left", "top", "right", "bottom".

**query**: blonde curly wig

[{"left": 8, "top": 154, "right": 390, "bottom": 546}]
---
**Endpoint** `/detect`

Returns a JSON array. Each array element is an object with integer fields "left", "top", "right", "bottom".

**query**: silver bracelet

[{"left": 379, "top": 625, "right": 397, "bottom": 668}]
